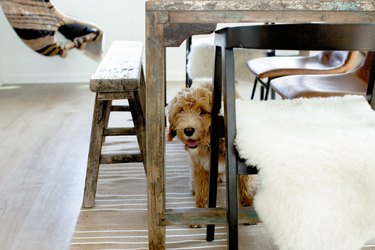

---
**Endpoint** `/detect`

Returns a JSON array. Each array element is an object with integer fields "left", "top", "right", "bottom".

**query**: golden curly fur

[{"left": 167, "top": 83, "right": 255, "bottom": 213}]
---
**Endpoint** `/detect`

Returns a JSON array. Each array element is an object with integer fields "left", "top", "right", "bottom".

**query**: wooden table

[{"left": 144, "top": 1, "right": 375, "bottom": 249}]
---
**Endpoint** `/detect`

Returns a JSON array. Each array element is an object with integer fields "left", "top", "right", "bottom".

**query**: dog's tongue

[{"left": 186, "top": 139, "right": 199, "bottom": 148}]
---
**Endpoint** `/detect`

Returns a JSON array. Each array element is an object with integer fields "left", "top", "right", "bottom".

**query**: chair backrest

[
  {"left": 257, "top": 50, "right": 359, "bottom": 79},
  {"left": 318, "top": 51, "right": 358, "bottom": 71},
  {"left": 215, "top": 23, "right": 375, "bottom": 103},
  {"left": 216, "top": 23, "right": 375, "bottom": 51}
]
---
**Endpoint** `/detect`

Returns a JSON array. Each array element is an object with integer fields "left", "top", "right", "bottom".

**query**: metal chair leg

[
  {"left": 223, "top": 47, "right": 239, "bottom": 250},
  {"left": 250, "top": 77, "right": 259, "bottom": 100},
  {"left": 186, "top": 36, "right": 193, "bottom": 88},
  {"left": 207, "top": 46, "right": 223, "bottom": 241}
]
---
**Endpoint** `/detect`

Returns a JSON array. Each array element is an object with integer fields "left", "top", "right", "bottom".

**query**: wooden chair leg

[{"left": 82, "top": 96, "right": 110, "bottom": 208}]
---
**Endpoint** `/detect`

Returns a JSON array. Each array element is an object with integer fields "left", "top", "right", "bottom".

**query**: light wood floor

[{"left": 0, "top": 84, "right": 94, "bottom": 250}]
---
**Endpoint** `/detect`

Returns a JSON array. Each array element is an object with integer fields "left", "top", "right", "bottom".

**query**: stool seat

[{"left": 89, "top": 42, "right": 143, "bottom": 92}]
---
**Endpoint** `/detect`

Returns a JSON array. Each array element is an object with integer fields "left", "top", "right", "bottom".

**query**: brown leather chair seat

[
  {"left": 270, "top": 52, "right": 371, "bottom": 99},
  {"left": 247, "top": 51, "right": 359, "bottom": 99}
]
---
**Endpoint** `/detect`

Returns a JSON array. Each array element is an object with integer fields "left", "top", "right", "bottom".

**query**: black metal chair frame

[
  {"left": 250, "top": 75, "right": 276, "bottom": 100},
  {"left": 208, "top": 23, "right": 375, "bottom": 249},
  {"left": 250, "top": 47, "right": 277, "bottom": 100},
  {"left": 186, "top": 36, "right": 193, "bottom": 88}
]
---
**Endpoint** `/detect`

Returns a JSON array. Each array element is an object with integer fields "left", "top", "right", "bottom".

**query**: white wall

[{"left": 0, "top": 0, "right": 186, "bottom": 84}]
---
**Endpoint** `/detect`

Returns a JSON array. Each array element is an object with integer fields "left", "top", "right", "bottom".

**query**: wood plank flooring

[{"left": 0, "top": 84, "right": 94, "bottom": 250}]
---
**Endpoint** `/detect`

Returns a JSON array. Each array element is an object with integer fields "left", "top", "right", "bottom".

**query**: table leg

[{"left": 146, "top": 11, "right": 167, "bottom": 250}]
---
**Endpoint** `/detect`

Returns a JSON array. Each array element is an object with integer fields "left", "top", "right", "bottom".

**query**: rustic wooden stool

[{"left": 82, "top": 41, "right": 146, "bottom": 208}]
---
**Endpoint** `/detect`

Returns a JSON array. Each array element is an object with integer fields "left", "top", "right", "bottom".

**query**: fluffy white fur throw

[
  {"left": 187, "top": 36, "right": 264, "bottom": 83},
  {"left": 235, "top": 96, "right": 375, "bottom": 250}
]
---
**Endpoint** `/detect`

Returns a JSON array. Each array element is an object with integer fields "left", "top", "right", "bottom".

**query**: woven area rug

[
  {"left": 70, "top": 96, "right": 375, "bottom": 250},
  {"left": 70, "top": 136, "right": 277, "bottom": 250}
]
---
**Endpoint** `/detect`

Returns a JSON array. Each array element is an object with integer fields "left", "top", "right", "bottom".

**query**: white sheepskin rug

[
  {"left": 235, "top": 96, "right": 375, "bottom": 250},
  {"left": 187, "top": 36, "right": 265, "bottom": 83}
]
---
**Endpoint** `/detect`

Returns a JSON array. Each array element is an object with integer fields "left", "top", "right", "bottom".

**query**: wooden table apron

[{"left": 145, "top": 1, "right": 375, "bottom": 249}]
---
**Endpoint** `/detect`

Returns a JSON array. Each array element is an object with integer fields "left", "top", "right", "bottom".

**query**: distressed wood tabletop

[{"left": 147, "top": 0, "right": 375, "bottom": 12}]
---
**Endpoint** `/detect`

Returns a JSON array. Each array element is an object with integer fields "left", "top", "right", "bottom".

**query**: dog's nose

[{"left": 184, "top": 127, "right": 195, "bottom": 136}]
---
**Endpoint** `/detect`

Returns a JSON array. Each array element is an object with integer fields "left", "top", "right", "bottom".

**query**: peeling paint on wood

[
  {"left": 147, "top": 0, "right": 375, "bottom": 12},
  {"left": 90, "top": 41, "right": 143, "bottom": 93}
]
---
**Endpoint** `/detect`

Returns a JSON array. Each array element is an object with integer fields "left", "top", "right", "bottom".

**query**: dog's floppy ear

[
  {"left": 166, "top": 96, "right": 178, "bottom": 141},
  {"left": 167, "top": 126, "right": 177, "bottom": 141},
  {"left": 194, "top": 85, "right": 212, "bottom": 114}
]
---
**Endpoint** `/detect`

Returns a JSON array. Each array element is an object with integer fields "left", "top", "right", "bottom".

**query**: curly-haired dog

[{"left": 167, "top": 83, "right": 256, "bottom": 212}]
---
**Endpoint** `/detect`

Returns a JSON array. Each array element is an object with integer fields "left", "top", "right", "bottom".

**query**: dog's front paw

[{"left": 240, "top": 198, "right": 254, "bottom": 207}]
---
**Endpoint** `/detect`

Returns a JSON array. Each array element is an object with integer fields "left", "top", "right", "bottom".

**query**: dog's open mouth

[{"left": 186, "top": 139, "right": 199, "bottom": 149}]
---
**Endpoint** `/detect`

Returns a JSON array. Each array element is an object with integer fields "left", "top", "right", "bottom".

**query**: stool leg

[
  {"left": 128, "top": 91, "right": 146, "bottom": 174},
  {"left": 102, "top": 100, "right": 112, "bottom": 143},
  {"left": 105, "top": 100, "right": 112, "bottom": 128},
  {"left": 83, "top": 96, "right": 110, "bottom": 208}
]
